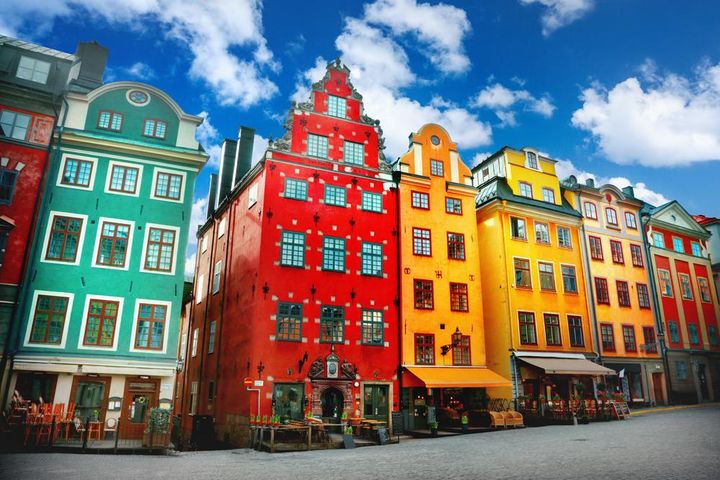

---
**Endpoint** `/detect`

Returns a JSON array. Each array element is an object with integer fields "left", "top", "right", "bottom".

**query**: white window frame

[
  {"left": 557, "top": 225, "right": 572, "bottom": 248},
  {"left": 16, "top": 55, "right": 51, "bottom": 84},
  {"left": 218, "top": 218, "right": 226, "bottom": 238},
  {"left": 248, "top": 184, "right": 258, "bottom": 208},
  {"left": 56, "top": 153, "right": 98, "bottom": 191},
  {"left": 150, "top": 167, "right": 187, "bottom": 203},
  {"left": 212, "top": 260, "right": 222, "bottom": 294},
  {"left": 105, "top": 160, "right": 143, "bottom": 198},
  {"left": 40, "top": 210, "right": 89, "bottom": 267},
  {"left": 519, "top": 182, "right": 533, "bottom": 198},
  {"left": 196, "top": 274, "right": 205, "bottom": 304},
  {"left": 542, "top": 187, "right": 555, "bottom": 203},
  {"left": 139, "top": 222, "right": 180, "bottom": 276},
  {"left": 23, "top": 290, "right": 74, "bottom": 349},
  {"left": 90, "top": 216, "right": 135, "bottom": 271},
  {"left": 208, "top": 320, "right": 217, "bottom": 354},
  {"left": 76, "top": 294, "right": 124, "bottom": 351},
  {"left": 524, "top": 150, "right": 540, "bottom": 170},
  {"left": 129, "top": 298, "right": 172, "bottom": 354},
  {"left": 201, "top": 235, "right": 208, "bottom": 253},
  {"left": 191, "top": 328, "right": 199, "bottom": 357}
]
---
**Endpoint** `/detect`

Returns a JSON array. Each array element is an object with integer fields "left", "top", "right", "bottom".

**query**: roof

[
  {"left": 694, "top": 215, "right": 720, "bottom": 227},
  {"left": 0, "top": 35, "right": 76, "bottom": 61},
  {"left": 405, "top": 366, "right": 511, "bottom": 388},
  {"left": 476, "top": 177, "right": 581, "bottom": 218}
]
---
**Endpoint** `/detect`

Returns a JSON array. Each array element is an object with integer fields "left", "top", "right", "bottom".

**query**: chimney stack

[
  {"left": 585, "top": 178, "right": 595, "bottom": 188},
  {"left": 68, "top": 41, "right": 108, "bottom": 92},
  {"left": 206, "top": 174, "right": 218, "bottom": 220},
  {"left": 216, "top": 139, "right": 238, "bottom": 207},
  {"left": 622, "top": 186, "right": 635, "bottom": 198},
  {"left": 232, "top": 126, "right": 256, "bottom": 187}
]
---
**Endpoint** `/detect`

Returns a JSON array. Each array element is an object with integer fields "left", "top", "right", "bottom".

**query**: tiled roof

[{"left": 476, "top": 177, "right": 581, "bottom": 217}]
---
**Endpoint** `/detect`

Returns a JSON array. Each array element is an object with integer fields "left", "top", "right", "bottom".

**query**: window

[
  {"left": 212, "top": 261, "right": 222, "bottom": 294},
  {"left": 430, "top": 159, "right": 444, "bottom": 176},
  {"left": 535, "top": 222, "right": 550, "bottom": 244},
  {"left": 97, "top": 111, "right": 123, "bottom": 131},
  {"left": 568, "top": 316, "right": 584, "bottom": 347},
  {"left": 143, "top": 119, "right": 167, "bottom": 139},
  {"left": 411, "top": 191, "right": 429, "bottom": 209},
  {"left": 525, "top": 151, "right": 538, "bottom": 169},
  {"left": 45, "top": 215, "right": 83, "bottom": 262},
  {"left": 676, "top": 361, "right": 688, "bottom": 380},
  {"left": 643, "top": 327, "right": 657, "bottom": 353},
  {"left": 96, "top": 221, "right": 130, "bottom": 267},
  {"left": 589, "top": 236, "right": 603, "bottom": 260},
  {"left": 658, "top": 270, "right": 673, "bottom": 296},
  {"left": 285, "top": 178, "right": 308, "bottom": 200},
  {"left": 510, "top": 217, "right": 527, "bottom": 240},
  {"left": 412, "top": 228, "right": 431, "bottom": 256},
  {"left": 144, "top": 227, "right": 176, "bottom": 272},
  {"left": 208, "top": 321, "right": 216, "bottom": 354},
  {"left": 600, "top": 324, "right": 615, "bottom": 351},
  {"left": 189, "top": 381, "right": 198, "bottom": 414},
  {"left": 625, "top": 212, "right": 637, "bottom": 229},
  {"left": 450, "top": 283, "right": 469, "bottom": 312},
  {"left": 276, "top": 303, "right": 302, "bottom": 342},
  {"left": 328, "top": 95, "right": 347, "bottom": 118},
  {"left": 605, "top": 208, "right": 618, "bottom": 226},
  {"left": 557, "top": 226, "right": 571, "bottom": 248},
  {"left": 691, "top": 242, "right": 702, "bottom": 257},
  {"left": 218, "top": 218, "right": 226, "bottom": 238},
  {"left": 622, "top": 325, "right": 637, "bottom": 352},
  {"left": 668, "top": 320, "right": 680, "bottom": 343},
  {"left": 544, "top": 314, "right": 562, "bottom": 346},
  {"left": 637, "top": 283, "right": 651, "bottom": 309},
  {"left": 196, "top": 275, "right": 204, "bottom": 305},
  {"left": 134, "top": 303, "right": 167, "bottom": 350},
  {"left": 708, "top": 326, "right": 718, "bottom": 346},
  {"left": 698, "top": 278, "right": 712, "bottom": 302},
  {"left": 514, "top": 258, "right": 532, "bottom": 288},
  {"left": 361, "top": 310, "right": 383, "bottom": 345},
  {"left": 280, "top": 231, "right": 305, "bottom": 267},
  {"left": 16, "top": 56, "right": 51, "bottom": 83},
  {"left": 447, "top": 233, "right": 465, "bottom": 260},
  {"left": 208, "top": 380, "right": 215, "bottom": 402},
  {"left": 617, "top": 281, "right": 631, "bottom": 307},
  {"left": 0, "top": 110, "right": 31, "bottom": 140},
  {"left": 652, "top": 232, "right": 665, "bottom": 248},
  {"left": 688, "top": 324, "right": 700, "bottom": 345},
  {"left": 538, "top": 262, "right": 555, "bottom": 291},
  {"left": 519, "top": 182, "right": 533, "bottom": 198},
  {"left": 445, "top": 197, "right": 462, "bottom": 215},
  {"left": 519, "top": 312, "right": 536, "bottom": 345},
  {"left": 361, "top": 191, "right": 382, "bottom": 212},
  {"left": 561, "top": 265, "right": 578, "bottom": 293},
  {"left": 361, "top": 242, "right": 383, "bottom": 276},
  {"left": 0, "top": 169, "right": 18, "bottom": 205},
  {"left": 584, "top": 202, "right": 597, "bottom": 219},
  {"left": 191, "top": 328, "right": 199, "bottom": 357},
  {"left": 415, "top": 334, "right": 435, "bottom": 365},
  {"left": 414, "top": 279, "right": 434, "bottom": 309},
  {"left": 324, "top": 185, "right": 346, "bottom": 207},
  {"left": 610, "top": 240, "right": 624, "bottom": 264},
  {"left": 0, "top": 229, "right": 9, "bottom": 268},
  {"left": 452, "top": 335, "right": 471, "bottom": 366},
  {"left": 542, "top": 188, "right": 555, "bottom": 203},
  {"left": 630, "top": 244, "right": 644, "bottom": 267},
  {"left": 154, "top": 172, "right": 183, "bottom": 200},
  {"left": 108, "top": 164, "right": 139, "bottom": 194},
  {"left": 595, "top": 278, "right": 610, "bottom": 304},
  {"left": 672, "top": 237, "right": 684, "bottom": 253},
  {"left": 83, "top": 299, "right": 119, "bottom": 347},
  {"left": 307, "top": 134, "right": 328, "bottom": 158},
  {"left": 323, "top": 237, "right": 346, "bottom": 272},
  {"left": 320, "top": 306, "right": 344, "bottom": 343},
  {"left": 61, "top": 158, "right": 93, "bottom": 187},
  {"left": 678, "top": 273, "right": 693, "bottom": 300},
  {"left": 343, "top": 141, "right": 364, "bottom": 165},
  {"left": 29, "top": 295, "right": 68, "bottom": 344}
]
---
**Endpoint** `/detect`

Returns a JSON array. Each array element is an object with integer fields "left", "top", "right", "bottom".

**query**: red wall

[{"left": 655, "top": 255, "right": 683, "bottom": 348}]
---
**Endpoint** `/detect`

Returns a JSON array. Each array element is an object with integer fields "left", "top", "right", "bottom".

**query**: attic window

[
  {"left": 16, "top": 56, "right": 50, "bottom": 84},
  {"left": 327, "top": 95, "right": 346, "bottom": 118},
  {"left": 525, "top": 151, "right": 539, "bottom": 170},
  {"left": 128, "top": 90, "right": 149, "bottom": 106},
  {"left": 430, "top": 135, "right": 440, "bottom": 146}
]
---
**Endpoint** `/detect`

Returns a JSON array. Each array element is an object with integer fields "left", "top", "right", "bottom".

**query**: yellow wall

[
  {"left": 505, "top": 149, "right": 561, "bottom": 206},
  {"left": 397, "top": 124, "right": 486, "bottom": 368}
]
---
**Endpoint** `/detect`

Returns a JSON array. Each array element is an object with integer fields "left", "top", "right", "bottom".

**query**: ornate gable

[{"left": 651, "top": 201, "right": 710, "bottom": 239}]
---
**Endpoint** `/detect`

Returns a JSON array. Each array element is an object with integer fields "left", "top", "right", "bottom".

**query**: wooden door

[
  {"left": 119, "top": 378, "right": 159, "bottom": 440},
  {"left": 652, "top": 373, "right": 665, "bottom": 405},
  {"left": 363, "top": 384, "right": 389, "bottom": 421}
]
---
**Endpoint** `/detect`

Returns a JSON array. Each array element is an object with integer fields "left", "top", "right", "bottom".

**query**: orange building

[
  {"left": 395, "top": 125, "right": 508, "bottom": 430},
  {"left": 562, "top": 178, "right": 666, "bottom": 406},
  {"left": 474, "top": 147, "right": 613, "bottom": 403}
]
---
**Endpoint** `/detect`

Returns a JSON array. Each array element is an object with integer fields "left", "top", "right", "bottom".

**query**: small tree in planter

[
  {"left": 429, "top": 421, "right": 439, "bottom": 437},
  {"left": 143, "top": 408, "right": 171, "bottom": 448}
]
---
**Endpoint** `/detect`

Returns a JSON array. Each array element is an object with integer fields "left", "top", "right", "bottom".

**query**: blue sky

[{"left": 3, "top": 0, "right": 720, "bottom": 276}]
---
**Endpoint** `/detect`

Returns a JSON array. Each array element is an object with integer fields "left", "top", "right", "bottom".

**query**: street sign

[
  {"left": 244, "top": 377, "right": 254, "bottom": 386},
  {"left": 254, "top": 380, "right": 264, "bottom": 387}
]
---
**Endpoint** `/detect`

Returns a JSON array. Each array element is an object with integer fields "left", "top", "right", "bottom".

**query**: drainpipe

[
  {"left": 497, "top": 201, "right": 518, "bottom": 399},
  {"left": 394, "top": 173, "right": 403, "bottom": 422},
  {"left": 640, "top": 213, "right": 674, "bottom": 405}
]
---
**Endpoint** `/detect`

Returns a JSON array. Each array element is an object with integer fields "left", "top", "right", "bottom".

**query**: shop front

[{"left": 603, "top": 361, "right": 666, "bottom": 406}]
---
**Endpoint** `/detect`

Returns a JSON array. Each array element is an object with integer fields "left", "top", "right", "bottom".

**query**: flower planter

[{"left": 143, "top": 431, "right": 171, "bottom": 448}]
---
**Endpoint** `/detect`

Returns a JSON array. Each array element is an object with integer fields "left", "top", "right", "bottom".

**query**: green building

[{"left": 8, "top": 80, "right": 206, "bottom": 438}]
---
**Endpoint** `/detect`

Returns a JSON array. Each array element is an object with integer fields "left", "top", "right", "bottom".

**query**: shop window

[
  {"left": 676, "top": 361, "right": 688, "bottom": 380},
  {"left": 273, "top": 383, "right": 305, "bottom": 421}
]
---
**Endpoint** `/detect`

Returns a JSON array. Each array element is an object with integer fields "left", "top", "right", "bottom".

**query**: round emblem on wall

[
  {"left": 430, "top": 135, "right": 440, "bottom": 145},
  {"left": 127, "top": 89, "right": 149, "bottom": 106}
]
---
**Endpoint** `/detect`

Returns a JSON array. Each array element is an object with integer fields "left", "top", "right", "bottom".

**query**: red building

[
  {"left": 182, "top": 60, "right": 399, "bottom": 447},
  {"left": 641, "top": 201, "right": 720, "bottom": 403}
]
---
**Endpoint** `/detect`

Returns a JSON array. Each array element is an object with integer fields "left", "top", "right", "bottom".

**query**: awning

[
  {"left": 405, "top": 366, "right": 512, "bottom": 388},
  {"left": 518, "top": 356, "right": 616, "bottom": 376}
]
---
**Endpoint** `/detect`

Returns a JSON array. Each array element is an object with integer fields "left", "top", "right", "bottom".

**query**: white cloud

[
  {"left": 519, "top": 0, "right": 594, "bottom": 36},
  {"left": 555, "top": 159, "right": 669, "bottom": 206},
  {"left": 363, "top": 0, "right": 471, "bottom": 74},
  {"left": 571, "top": 61, "right": 720, "bottom": 167},
  {"left": 2, "top": 0, "right": 278, "bottom": 108},
  {"left": 471, "top": 82, "right": 556, "bottom": 126},
  {"left": 471, "top": 152, "right": 494, "bottom": 167},
  {"left": 124, "top": 62, "right": 156, "bottom": 80},
  {"left": 184, "top": 197, "right": 208, "bottom": 280}
]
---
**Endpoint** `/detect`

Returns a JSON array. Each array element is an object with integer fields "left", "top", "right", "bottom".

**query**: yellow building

[
  {"left": 562, "top": 178, "right": 667, "bottom": 406},
  {"left": 395, "top": 124, "right": 509, "bottom": 430},
  {"left": 474, "top": 147, "right": 613, "bottom": 403}
]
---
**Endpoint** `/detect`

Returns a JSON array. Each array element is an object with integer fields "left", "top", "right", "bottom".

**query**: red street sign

[{"left": 243, "top": 377, "right": 254, "bottom": 386}]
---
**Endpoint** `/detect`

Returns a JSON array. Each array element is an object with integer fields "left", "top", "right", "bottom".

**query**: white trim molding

[
  {"left": 56, "top": 153, "right": 99, "bottom": 191},
  {"left": 90, "top": 216, "right": 136, "bottom": 271},
  {"left": 129, "top": 298, "right": 173, "bottom": 355},
  {"left": 139, "top": 222, "right": 181, "bottom": 276},
  {"left": 149, "top": 166, "right": 187, "bottom": 204},
  {"left": 104, "top": 159, "right": 144, "bottom": 198},
  {"left": 23, "top": 289, "right": 75, "bottom": 349},
  {"left": 39, "top": 210, "right": 89, "bottom": 267},
  {"left": 76, "top": 294, "right": 125, "bottom": 351}
]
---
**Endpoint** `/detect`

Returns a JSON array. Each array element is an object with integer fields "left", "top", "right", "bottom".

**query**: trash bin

[{"left": 191, "top": 415, "right": 215, "bottom": 450}]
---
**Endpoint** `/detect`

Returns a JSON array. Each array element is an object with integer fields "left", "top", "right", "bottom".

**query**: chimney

[
  {"left": 585, "top": 178, "right": 595, "bottom": 188},
  {"left": 207, "top": 174, "right": 218, "bottom": 219},
  {"left": 69, "top": 41, "right": 108, "bottom": 92},
  {"left": 232, "top": 126, "right": 255, "bottom": 188},
  {"left": 622, "top": 186, "right": 635, "bottom": 198},
  {"left": 216, "top": 138, "right": 237, "bottom": 207}
]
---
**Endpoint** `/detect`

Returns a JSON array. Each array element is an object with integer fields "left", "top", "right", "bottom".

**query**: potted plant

[
  {"left": 429, "top": 421, "right": 439, "bottom": 437},
  {"left": 143, "top": 408, "right": 171, "bottom": 448}
]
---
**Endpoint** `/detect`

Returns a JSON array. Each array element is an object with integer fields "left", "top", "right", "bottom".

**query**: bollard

[{"left": 573, "top": 413, "right": 578, "bottom": 426}]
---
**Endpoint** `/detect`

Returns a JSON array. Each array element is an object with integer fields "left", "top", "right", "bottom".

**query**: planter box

[{"left": 143, "top": 431, "right": 171, "bottom": 448}]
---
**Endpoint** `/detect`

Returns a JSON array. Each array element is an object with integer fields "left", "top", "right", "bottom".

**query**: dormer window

[
  {"left": 143, "top": 119, "right": 167, "bottom": 139},
  {"left": 16, "top": 56, "right": 51, "bottom": 84},
  {"left": 542, "top": 187, "right": 555, "bottom": 203},
  {"left": 98, "top": 111, "right": 123, "bottom": 131},
  {"left": 430, "top": 159, "right": 444, "bottom": 176},
  {"left": 327, "top": 95, "right": 346, "bottom": 118},
  {"left": 525, "top": 151, "right": 539, "bottom": 170},
  {"left": 519, "top": 182, "right": 533, "bottom": 198}
]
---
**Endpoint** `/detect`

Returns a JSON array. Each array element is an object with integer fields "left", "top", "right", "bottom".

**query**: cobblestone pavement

[{"left": 2, "top": 406, "right": 719, "bottom": 480}]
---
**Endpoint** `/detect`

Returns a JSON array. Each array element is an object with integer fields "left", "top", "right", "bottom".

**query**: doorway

[
  {"left": 320, "top": 387, "right": 344, "bottom": 426},
  {"left": 119, "top": 377, "right": 159, "bottom": 440},
  {"left": 652, "top": 373, "right": 665, "bottom": 405},
  {"left": 698, "top": 364, "right": 709, "bottom": 401},
  {"left": 364, "top": 384, "right": 389, "bottom": 421},
  {"left": 70, "top": 376, "right": 110, "bottom": 423}
]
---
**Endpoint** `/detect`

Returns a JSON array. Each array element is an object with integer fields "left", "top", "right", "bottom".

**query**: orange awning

[
  {"left": 519, "top": 357, "right": 616, "bottom": 376},
  {"left": 405, "top": 366, "right": 512, "bottom": 388}
]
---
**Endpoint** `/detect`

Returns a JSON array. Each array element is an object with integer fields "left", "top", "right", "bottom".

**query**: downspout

[
  {"left": 394, "top": 176, "right": 403, "bottom": 420},
  {"left": 574, "top": 194, "right": 602, "bottom": 363},
  {"left": 497, "top": 201, "right": 518, "bottom": 399},
  {"left": 640, "top": 213, "right": 674, "bottom": 405},
  {"left": 0, "top": 94, "right": 66, "bottom": 408}
]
